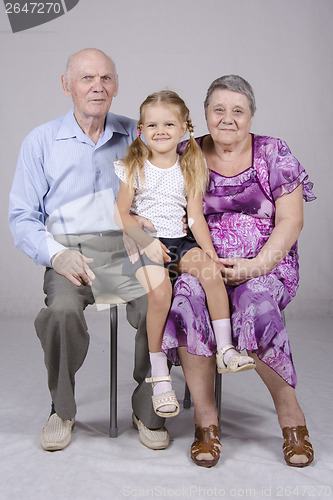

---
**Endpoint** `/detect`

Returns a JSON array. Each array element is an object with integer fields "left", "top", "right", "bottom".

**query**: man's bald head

[{"left": 65, "top": 48, "right": 117, "bottom": 87}]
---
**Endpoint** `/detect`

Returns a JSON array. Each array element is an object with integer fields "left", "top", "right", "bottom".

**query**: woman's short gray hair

[{"left": 204, "top": 75, "right": 256, "bottom": 116}]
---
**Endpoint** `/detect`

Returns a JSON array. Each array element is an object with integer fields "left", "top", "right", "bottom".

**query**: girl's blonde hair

[{"left": 122, "top": 90, "right": 208, "bottom": 197}]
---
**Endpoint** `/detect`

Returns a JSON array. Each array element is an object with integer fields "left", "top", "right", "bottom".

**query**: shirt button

[{"left": 96, "top": 169, "right": 101, "bottom": 174}]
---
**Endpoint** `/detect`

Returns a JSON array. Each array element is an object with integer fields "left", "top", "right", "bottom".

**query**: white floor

[{"left": 1, "top": 310, "right": 332, "bottom": 500}]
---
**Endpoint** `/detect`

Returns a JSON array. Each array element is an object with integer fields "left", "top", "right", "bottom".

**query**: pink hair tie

[{"left": 136, "top": 130, "right": 141, "bottom": 137}]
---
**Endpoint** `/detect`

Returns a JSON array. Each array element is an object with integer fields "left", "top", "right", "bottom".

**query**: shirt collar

[{"left": 56, "top": 107, "right": 131, "bottom": 146}]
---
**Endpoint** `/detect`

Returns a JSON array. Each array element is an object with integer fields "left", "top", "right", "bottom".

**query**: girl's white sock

[
  {"left": 149, "top": 351, "right": 175, "bottom": 413},
  {"left": 212, "top": 318, "right": 232, "bottom": 353},
  {"left": 212, "top": 318, "right": 252, "bottom": 367}
]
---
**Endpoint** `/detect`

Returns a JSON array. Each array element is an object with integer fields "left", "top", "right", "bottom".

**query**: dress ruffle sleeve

[{"left": 265, "top": 138, "right": 316, "bottom": 202}]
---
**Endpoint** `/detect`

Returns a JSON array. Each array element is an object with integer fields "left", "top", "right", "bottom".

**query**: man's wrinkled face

[{"left": 62, "top": 49, "right": 118, "bottom": 122}]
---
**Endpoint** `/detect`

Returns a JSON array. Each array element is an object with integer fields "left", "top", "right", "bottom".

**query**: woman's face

[{"left": 205, "top": 89, "right": 253, "bottom": 147}]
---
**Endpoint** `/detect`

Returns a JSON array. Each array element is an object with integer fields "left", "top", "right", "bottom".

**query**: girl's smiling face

[{"left": 141, "top": 103, "right": 187, "bottom": 159}]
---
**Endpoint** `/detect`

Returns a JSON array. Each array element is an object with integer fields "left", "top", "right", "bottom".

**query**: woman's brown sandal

[
  {"left": 190, "top": 424, "right": 222, "bottom": 468},
  {"left": 282, "top": 425, "right": 314, "bottom": 467}
]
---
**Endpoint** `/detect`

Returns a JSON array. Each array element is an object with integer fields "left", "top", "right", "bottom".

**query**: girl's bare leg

[
  {"left": 135, "top": 265, "right": 176, "bottom": 413},
  {"left": 178, "top": 248, "right": 229, "bottom": 320},
  {"left": 135, "top": 265, "right": 172, "bottom": 352},
  {"left": 179, "top": 248, "right": 254, "bottom": 368}
]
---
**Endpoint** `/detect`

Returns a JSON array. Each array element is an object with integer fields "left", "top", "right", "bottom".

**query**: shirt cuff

[{"left": 45, "top": 237, "right": 68, "bottom": 267}]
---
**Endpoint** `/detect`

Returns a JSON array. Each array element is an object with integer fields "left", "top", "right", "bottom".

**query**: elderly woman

[{"left": 162, "top": 75, "right": 315, "bottom": 468}]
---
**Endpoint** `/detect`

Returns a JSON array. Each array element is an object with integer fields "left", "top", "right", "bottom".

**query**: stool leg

[
  {"left": 215, "top": 370, "right": 222, "bottom": 425},
  {"left": 183, "top": 383, "right": 191, "bottom": 409},
  {"left": 109, "top": 305, "right": 118, "bottom": 437}
]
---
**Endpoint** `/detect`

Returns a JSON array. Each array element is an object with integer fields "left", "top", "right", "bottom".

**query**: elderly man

[{"left": 9, "top": 48, "right": 168, "bottom": 451}]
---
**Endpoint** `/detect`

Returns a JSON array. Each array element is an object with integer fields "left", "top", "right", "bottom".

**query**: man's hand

[
  {"left": 124, "top": 215, "right": 158, "bottom": 264},
  {"left": 52, "top": 249, "right": 95, "bottom": 287},
  {"left": 143, "top": 239, "right": 170, "bottom": 264},
  {"left": 182, "top": 215, "right": 188, "bottom": 234},
  {"left": 123, "top": 233, "right": 140, "bottom": 264},
  {"left": 133, "top": 215, "right": 156, "bottom": 233}
]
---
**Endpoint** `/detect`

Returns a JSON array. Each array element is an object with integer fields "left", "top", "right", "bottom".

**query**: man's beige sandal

[
  {"left": 145, "top": 375, "right": 180, "bottom": 418},
  {"left": 132, "top": 413, "right": 170, "bottom": 450},
  {"left": 216, "top": 344, "right": 256, "bottom": 374},
  {"left": 40, "top": 413, "right": 75, "bottom": 451}
]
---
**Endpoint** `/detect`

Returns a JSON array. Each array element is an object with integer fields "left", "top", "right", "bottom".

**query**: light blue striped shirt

[{"left": 9, "top": 108, "right": 136, "bottom": 267}]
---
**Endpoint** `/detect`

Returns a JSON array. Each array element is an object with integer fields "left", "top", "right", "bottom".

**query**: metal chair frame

[
  {"left": 95, "top": 295, "right": 125, "bottom": 438},
  {"left": 103, "top": 302, "right": 285, "bottom": 437},
  {"left": 109, "top": 305, "right": 118, "bottom": 437}
]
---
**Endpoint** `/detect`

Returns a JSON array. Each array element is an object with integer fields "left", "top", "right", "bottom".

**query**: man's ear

[
  {"left": 61, "top": 74, "right": 71, "bottom": 96},
  {"left": 114, "top": 74, "right": 119, "bottom": 98}
]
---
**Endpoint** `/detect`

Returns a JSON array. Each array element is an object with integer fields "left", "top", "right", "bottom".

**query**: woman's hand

[{"left": 219, "top": 257, "right": 262, "bottom": 286}]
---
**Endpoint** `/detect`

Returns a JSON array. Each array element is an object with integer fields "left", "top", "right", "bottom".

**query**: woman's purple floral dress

[{"left": 162, "top": 134, "right": 315, "bottom": 387}]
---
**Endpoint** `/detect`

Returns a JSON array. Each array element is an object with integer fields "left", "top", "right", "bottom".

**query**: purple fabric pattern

[{"left": 163, "top": 134, "right": 315, "bottom": 387}]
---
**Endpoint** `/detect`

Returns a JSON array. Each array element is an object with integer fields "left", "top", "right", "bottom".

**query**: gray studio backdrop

[{"left": 1, "top": 0, "right": 332, "bottom": 317}]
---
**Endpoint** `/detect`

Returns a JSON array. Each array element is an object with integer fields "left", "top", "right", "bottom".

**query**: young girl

[{"left": 115, "top": 90, "right": 255, "bottom": 418}]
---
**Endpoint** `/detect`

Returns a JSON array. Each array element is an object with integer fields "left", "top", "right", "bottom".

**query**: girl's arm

[
  {"left": 115, "top": 181, "right": 170, "bottom": 263},
  {"left": 187, "top": 194, "right": 220, "bottom": 263},
  {"left": 221, "top": 185, "right": 304, "bottom": 285}
]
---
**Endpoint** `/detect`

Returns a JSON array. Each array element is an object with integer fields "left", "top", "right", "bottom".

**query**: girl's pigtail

[
  {"left": 180, "top": 118, "right": 209, "bottom": 197},
  {"left": 123, "top": 125, "right": 150, "bottom": 190}
]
